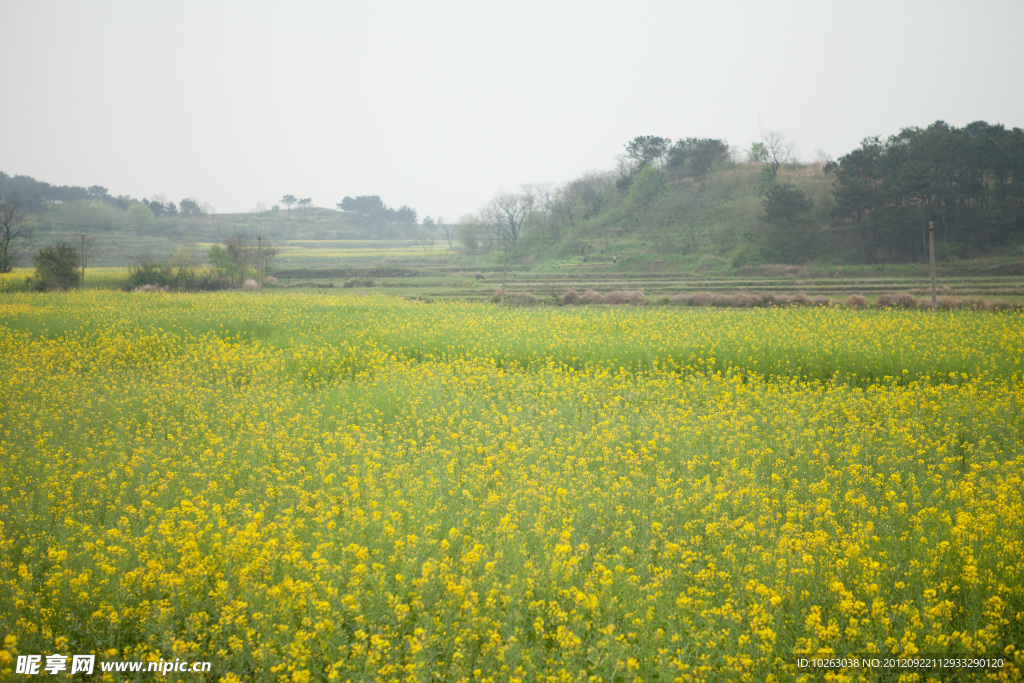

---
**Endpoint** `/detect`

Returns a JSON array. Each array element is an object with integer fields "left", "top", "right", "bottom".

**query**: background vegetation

[{"left": 1, "top": 120, "right": 1021, "bottom": 293}]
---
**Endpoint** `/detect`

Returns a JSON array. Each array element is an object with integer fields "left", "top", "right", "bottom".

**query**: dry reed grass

[{"left": 603, "top": 290, "right": 647, "bottom": 306}]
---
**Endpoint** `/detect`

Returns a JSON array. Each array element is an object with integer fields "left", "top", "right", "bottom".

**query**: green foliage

[
  {"left": 208, "top": 243, "right": 246, "bottom": 286},
  {"left": 762, "top": 183, "right": 813, "bottom": 223},
  {"left": 456, "top": 218, "right": 482, "bottom": 254},
  {"left": 829, "top": 120, "right": 1024, "bottom": 260},
  {"left": 746, "top": 142, "right": 766, "bottom": 163},
  {"left": 627, "top": 166, "right": 668, "bottom": 209},
  {"left": 507, "top": 132, "right": 841, "bottom": 266},
  {"left": 666, "top": 138, "right": 732, "bottom": 181},
  {"left": 29, "top": 240, "right": 79, "bottom": 291},
  {"left": 338, "top": 195, "right": 418, "bottom": 225},
  {"left": 624, "top": 135, "right": 671, "bottom": 173},
  {"left": 179, "top": 198, "right": 203, "bottom": 217},
  {"left": 758, "top": 183, "right": 815, "bottom": 262},
  {"left": 128, "top": 250, "right": 228, "bottom": 292},
  {"left": 729, "top": 243, "right": 756, "bottom": 269},
  {"left": 127, "top": 202, "right": 156, "bottom": 232}
]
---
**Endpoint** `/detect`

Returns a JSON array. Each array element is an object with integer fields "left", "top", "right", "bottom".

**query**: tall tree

[
  {"left": 484, "top": 189, "right": 535, "bottom": 246},
  {"left": 666, "top": 138, "right": 731, "bottom": 182},
  {"left": 339, "top": 195, "right": 386, "bottom": 217},
  {"left": 760, "top": 131, "right": 794, "bottom": 177},
  {"left": 0, "top": 198, "right": 30, "bottom": 273},
  {"left": 624, "top": 135, "right": 671, "bottom": 175},
  {"left": 829, "top": 120, "right": 1024, "bottom": 258},
  {"left": 180, "top": 198, "right": 204, "bottom": 217},
  {"left": 394, "top": 205, "right": 418, "bottom": 224},
  {"left": 761, "top": 184, "right": 813, "bottom": 252},
  {"left": 435, "top": 216, "right": 455, "bottom": 249}
]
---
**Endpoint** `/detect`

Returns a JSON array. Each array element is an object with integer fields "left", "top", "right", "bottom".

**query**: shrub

[
  {"left": 788, "top": 293, "right": 810, "bottom": 307},
  {"left": 29, "top": 241, "right": 80, "bottom": 291},
  {"left": 506, "top": 291, "right": 538, "bottom": 307},
  {"left": 876, "top": 292, "right": 918, "bottom": 309},
  {"left": 685, "top": 292, "right": 715, "bottom": 307},
  {"left": 127, "top": 255, "right": 232, "bottom": 292},
  {"left": 845, "top": 294, "right": 869, "bottom": 309},
  {"left": 896, "top": 292, "right": 919, "bottom": 309},
  {"left": 128, "top": 261, "right": 172, "bottom": 289},
  {"left": 603, "top": 290, "right": 646, "bottom": 306},
  {"left": 728, "top": 293, "right": 761, "bottom": 308}
]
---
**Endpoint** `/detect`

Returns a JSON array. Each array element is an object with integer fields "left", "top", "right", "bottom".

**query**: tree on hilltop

[{"left": 624, "top": 136, "right": 671, "bottom": 174}]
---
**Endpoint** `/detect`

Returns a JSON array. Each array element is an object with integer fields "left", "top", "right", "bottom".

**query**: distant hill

[
  {"left": 0, "top": 173, "right": 431, "bottom": 265},
  {"left": 470, "top": 121, "right": 1024, "bottom": 267}
]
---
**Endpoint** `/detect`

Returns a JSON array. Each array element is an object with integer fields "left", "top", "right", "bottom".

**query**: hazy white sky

[{"left": 2, "top": 0, "right": 1022, "bottom": 220}]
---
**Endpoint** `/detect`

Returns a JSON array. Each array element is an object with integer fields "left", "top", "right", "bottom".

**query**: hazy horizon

[{"left": 2, "top": 0, "right": 1022, "bottom": 219}]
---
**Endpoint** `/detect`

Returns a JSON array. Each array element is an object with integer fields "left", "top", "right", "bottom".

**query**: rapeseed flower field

[{"left": 1, "top": 291, "right": 1021, "bottom": 681}]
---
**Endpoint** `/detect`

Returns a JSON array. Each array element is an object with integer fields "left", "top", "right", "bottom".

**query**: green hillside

[{"left": 466, "top": 122, "right": 1024, "bottom": 272}]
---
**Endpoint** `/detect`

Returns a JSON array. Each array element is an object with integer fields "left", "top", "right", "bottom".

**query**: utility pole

[
  {"left": 928, "top": 221, "right": 936, "bottom": 312},
  {"left": 258, "top": 235, "right": 263, "bottom": 292},
  {"left": 501, "top": 234, "right": 509, "bottom": 305}
]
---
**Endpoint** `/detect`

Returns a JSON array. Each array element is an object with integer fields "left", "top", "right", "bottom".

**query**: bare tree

[
  {"left": 436, "top": 216, "right": 455, "bottom": 250},
  {"left": 416, "top": 220, "right": 437, "bottom": 251},
  {"left": 480, "top": 188, "right": 537, "bottom": 305},
  {"left": 258, "top": 241, "right": 281, "bottom": 276},
  {"left": 0, "top": 199, "right": 31, "bottom": 273},
  {"left": 761, "top": 130, "right": 795, "bottom": 177},
  {"left": 484, "top": 189, "right": 536, "bottom": 246}
]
